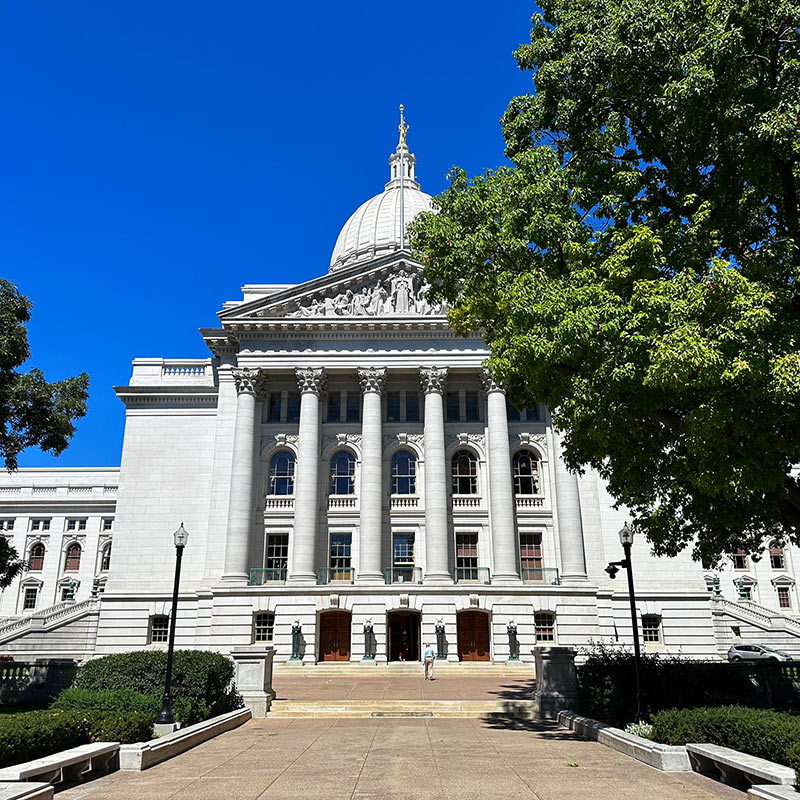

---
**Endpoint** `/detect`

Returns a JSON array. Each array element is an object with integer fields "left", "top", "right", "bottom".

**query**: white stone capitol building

[{"left": 3, "top": 120, "right": 800, "bottom": 664}]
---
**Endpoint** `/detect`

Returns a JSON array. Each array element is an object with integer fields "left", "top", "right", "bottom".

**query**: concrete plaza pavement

[{"left": 59, "top": 716, "right": 746, "bottom": 800}]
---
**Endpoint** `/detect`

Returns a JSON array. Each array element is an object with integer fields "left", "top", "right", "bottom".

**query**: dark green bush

[
  {"left": 0, "top": 710, "right": 153, "bottom": 769},
  {"left": 52, "top": 688, "right": 203, "bottom": 725},
  {"left": 651, "top": 706, "right": 800, "bottom": 780},
  {"left": 577, "top": 644, "right": 799, "bottom": 727},
  {"left": 72, "top": 650, "right": 240, "bottom": 722}
]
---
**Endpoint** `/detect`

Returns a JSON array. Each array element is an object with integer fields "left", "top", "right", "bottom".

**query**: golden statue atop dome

[{"left": 398, "top": 104, "right": 409, "bottom": 147}]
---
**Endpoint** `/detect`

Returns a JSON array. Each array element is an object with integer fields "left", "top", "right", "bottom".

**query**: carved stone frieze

[
  {"left": 273, "top": 433, "right": 299, "bottom": 446},
  {"left": 296, "top": 367, "right": 326, "bottom": 395},
  {"left": 232, "top": 367, "right": 267, "bottom": 397},
  {"left": 419, "top": 366, "right": 448, "bottom": 395},
  {"left": 281, "top": 270, "right": 448, "bottom": 318},
  {"left": 384, "top": 433, "right": 424, "bottom": 450},
  {"left": 518, "top": 432, "right": 547, "bottom": 450},
  {"left": 447, "top": 432, "right": 485, "bottom": 451},
  {"left": 323, "top": 433, "right": 362, "bottom": 450}
]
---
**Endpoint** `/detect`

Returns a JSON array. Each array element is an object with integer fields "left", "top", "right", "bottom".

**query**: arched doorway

[
  {"left": 318, "top": 610, "right": 351, "bottom": 662},
  {"left": 457, "top": 610, "right": 490, "bottom": 661},
  {"left": 387, "top": 610, "right": 420, "bottom": 662}
]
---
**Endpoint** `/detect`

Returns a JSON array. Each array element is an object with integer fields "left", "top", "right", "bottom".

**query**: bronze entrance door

[
  {"left": 457, "top": 610, "right": 490, "bottom": 661},
  {"left": 387, "top": 611, "right": 420, "bottom": 661},
  {"left": 319, "top": 610, "right": 351, "bottom": 661}
]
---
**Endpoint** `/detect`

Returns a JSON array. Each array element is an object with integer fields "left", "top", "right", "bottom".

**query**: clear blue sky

[{"left": 4, "top": 1, "right": 535, "bottom": 467}]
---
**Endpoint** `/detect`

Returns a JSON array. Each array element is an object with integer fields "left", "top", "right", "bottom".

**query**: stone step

[
  {"left": 267, "top": 699, "right": 536, "bottom": 718},
  {"left": 274, "top": 662, "right": 531, "bottom": 677}
]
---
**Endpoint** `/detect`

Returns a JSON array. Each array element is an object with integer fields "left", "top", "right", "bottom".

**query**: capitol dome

[{"left": 330, "top": 110, "right": 433, "bottom": 272}]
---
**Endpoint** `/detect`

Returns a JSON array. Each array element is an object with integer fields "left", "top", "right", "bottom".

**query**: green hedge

[
  {"left": 652, "top": 706, "right": 800, "bottom": 779},
  {"left": 577, "top": 644, "right": 799, "bottom": 727},
  {"left": 52, "top": 688, "right": 204, "bottom": 726},
  {"left": 72, "top": 650, "right": 240, "bottom": 722},
  {"left": 0, "top": 710, "right": 153, "bottom": 769}
]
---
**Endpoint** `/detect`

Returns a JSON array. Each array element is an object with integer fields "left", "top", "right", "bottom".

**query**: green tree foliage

[
  {"left": 0, "top": 279, "right": 89, "bottom": 585},
  {"left": 409, "top": 0, "right": 800, "bottom": 562}
]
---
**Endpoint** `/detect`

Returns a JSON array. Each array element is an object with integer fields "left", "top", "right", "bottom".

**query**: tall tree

[
  {"left": 0, "top": 279, "right": 89, "bottom": 584},
  {"left": 410, "top": 0, "right": 800, "bottom": 563}
]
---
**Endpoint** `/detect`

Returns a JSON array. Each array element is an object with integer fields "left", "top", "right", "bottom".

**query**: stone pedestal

[
  {"left": 231, "top": 646, "right": 276, "bottom": 717},
  {"left": 532, "top": 646, "right": 578, "bottom": 720}
]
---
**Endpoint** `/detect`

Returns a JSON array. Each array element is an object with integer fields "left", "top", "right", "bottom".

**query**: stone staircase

[
  {"left": 268, "top": 699, "right": 536, "bottom": 718},
  {"left": 712, "top": 597, "right": 800, "bottom": 657},
  {"left": 273, "top": 661, "right": 531, "bottom": 677}
]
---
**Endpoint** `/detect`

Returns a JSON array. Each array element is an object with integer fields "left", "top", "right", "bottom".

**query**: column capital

[
  {"left": 419, "top": 366, "right": 448, "bottom": 395},
  {"left": 232, "top": 367, "right": 267, "bottom": 397},
  {"left": 480, "top": 367, "right": 506, "bottom": 395},
  {"left": 358, "top": 366, "right": 386, "bottom": 395},
  {"left": 296, "top": 367, "right": 326, "bottom": 395}
]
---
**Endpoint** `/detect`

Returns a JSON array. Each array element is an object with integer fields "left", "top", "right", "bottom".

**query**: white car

[{"left": 727, "top": 643, "right": 793, "bottom": 662}]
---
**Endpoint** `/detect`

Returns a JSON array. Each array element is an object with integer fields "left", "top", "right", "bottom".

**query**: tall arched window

[
  {"left": 268, "top": 451, "right": 295, "bottom": 495},
  {"left": 769, "top": 540, "right": 786, "bottom": 570},
  {"left": 451, "top": 450, "right": 478, "bottom": 495},
  {"left": 64, "top": 543, "right": 81, "bottom": 572},
  {"left": 100, "top": 543, "right": 112, "bottom": 572},
  {"left": 391, "top": 450, "right": 416, "bottom": 495},
  {"left": 513, "top": 450, "right": 541, "bottom": 495},
  {"left": 28, "top": 543, "right": 45, "bottom": 571},
  {"left": 330, "top": 451, "right": 356, "bottom": 495}
]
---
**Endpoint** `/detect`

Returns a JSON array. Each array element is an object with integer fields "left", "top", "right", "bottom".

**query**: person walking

[{"left": 423, "top": 642, "right": 435, "bottom": 680}]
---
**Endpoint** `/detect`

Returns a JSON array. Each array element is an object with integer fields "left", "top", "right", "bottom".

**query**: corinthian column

[
  {"left": 357, "top": 367, "right": 386, "bottom": 583},
  {"left": 222, "top": 368, "right": 266, "bottom": 583},
  {"left": 481, "top": 369, "right": 520, "bottom": 583},
  {"left": 553, "top": 431, "right": 588, "bottom": 582},
  {"left": 288, "top": 367, "right": 326, "bottom": 584},
  {"left": 420, "top": 366, "right": 451, "bottom": 583}
]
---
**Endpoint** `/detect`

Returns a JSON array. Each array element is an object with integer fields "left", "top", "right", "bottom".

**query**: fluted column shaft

[
  {"left": 553, "top": 431, "right": 588, "bottom": 582},
  {"left": 358, "top": 367, "right": 386, "bottom": 583},
  {"left": 289, "top": 368, "right": 326, "bottom": 583},
  {"left": 223, "top": 368, "right": 264, "bottom": 582},
  {"left": 482, "top": 371, "right": 520, "bottom": 582},
  {"left": 421, "top": 367, "right": 451, "bottom": 583}
]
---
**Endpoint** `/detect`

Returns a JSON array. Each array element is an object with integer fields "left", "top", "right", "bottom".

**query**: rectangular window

[
  {"left": 641, "top": 615, "right": 661, "bottom": 643},
  {"left": 739, "top": 584, "right": 752, "bottom": 601},
  {"left": 253, "top": 612, "right": 275, "bottom": 643},
  {"left": 464, "top": 391, "right": 479, "bottom": 422},
  {"left": 387, "top": 393, "right": 401, "bottom": 422},
  {"left": 0, "top": 519, "right": 14, "bottom": 531},
  {"left": 102, "top": 518, "right": 113, "bottom": 531},
  {"left": 268, "top": 393, "right": 282, "bottom": 423},
  {"left": 506, "top": 398, "right": 521, "bottom": 422},
  {"left": 23, "top": 586, "right": 38, "bottom": 611},
  {"left": 327, "top": 391, "right": 341, "bottom": 423},
  {"left": 66, "top": 519, "right": 87, "bottom": 532},
  {"left": 60, "top": 586, "right": 72, "bottom": 602},
  {"left": 392, "top": 533, "right": 415, "bottom": 582},
  {"left": 526, "top": 405, "right": 540, "bottom": 421},
  {"left": 405, "top": 393, "right": 420, "bottom": 422},
  {"left": 778, "top": 587, "right": 792, "bottom": 609},
  {"left": 329, "top": 533, "right": 352, "bottom": 580},
  {"left": 534, "top": 611, "right": 555, "bottom": 642},
  {"left": 520, "top": 533, "right": 543, "bottom": 582},
  {"left": 446, "top": 392, "right": 460, "bottom": 422},
  {"left": 346, "top": 393, "right": 360, "bottom": 423},
  {"left": 265, "top": 533, "right": 289, "bottom": 573},
  {"left": 149, "top": 615, "right": 170, "bottom": 644},
  {"left": 287, "top": 392, "right": 301, "bottom": 422},
  {"left": 456, "top": 533, "right": 479, "bottom": 581},
  {"left": 30, "top": 519, "right": 51, "bottom": 532},
  {"left": 733, "top": 551, "right": 749, "bottom": 570}
]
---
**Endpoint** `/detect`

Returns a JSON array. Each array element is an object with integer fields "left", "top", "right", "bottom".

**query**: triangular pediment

[{"left": 218, "top": 252, "right": 447, "bottom": 324}]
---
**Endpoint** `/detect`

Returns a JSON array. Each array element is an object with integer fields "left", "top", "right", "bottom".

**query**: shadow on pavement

[{"left": 479, "top": 716, "right": 576, "bottom": 737}]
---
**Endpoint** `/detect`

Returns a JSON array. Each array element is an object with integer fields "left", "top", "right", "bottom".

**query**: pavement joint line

[
  {"left": 347, "top": 716, "right": 382, "bottom": 799},
  {"left": 255, "top": 717, "right": 338, "bottom": 800},
  {"left": 423, "top": 717, "right": 446, "bottom": 797}
]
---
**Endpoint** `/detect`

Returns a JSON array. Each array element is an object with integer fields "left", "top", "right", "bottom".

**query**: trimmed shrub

[
  {"left": 51, "top": 688, "right": 203, "bottom": 726},
  {"left": 651, "top": 706, "right": 800, "bottom": 779},
  {"left": 577, "top": 644, "right": 799, "bottom": 727},
  {"left": 0, "top": 709, "right": 153, "bottom": 768},
  {"left": 72, "top": 650, "right": 240, "bottom": 722}
]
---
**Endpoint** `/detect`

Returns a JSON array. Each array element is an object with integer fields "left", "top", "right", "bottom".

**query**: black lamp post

[
  {"left": 156, "top": 523, "right": 189, "bottom": 726},
  {"left": 605, "top": 522, "right": 645, "bottom": 722}
]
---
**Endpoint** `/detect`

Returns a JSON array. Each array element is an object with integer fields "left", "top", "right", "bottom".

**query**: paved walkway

[
  {"left": 273, "top": 675, "right": 536, "bottom": 701},
  {"left": 60, "top": 717, "right": 745, "bottom": 800}
]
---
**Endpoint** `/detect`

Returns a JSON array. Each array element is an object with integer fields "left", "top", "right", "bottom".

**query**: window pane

[
  {"left": 465, "top": 391, "right": 479, "bottom": 422},
  {"left": 393, "top": 533, "right": 415, "bottom": 565},
  {"left": 269, "top": 451, "right": 295, "bottom": 495},
  {"left": 405, "top": 393, "right": 419, "bottom": 422},
  {"left": 506, "top": 398, "right": 521, "bottom": 422},
  {"left": 642, "top": 616, "right": 661, "bottom": 642},
  {"left": 23, "top": 587, "right": 38, "bottom": 610},
  {"left": 287, "top": 393, "right": 301, "bottom": 422},
  {"left": 446, "top": 392, "right": 460, "bottom": 422},
  {"left": 101, "top": 545, "right": 112, "bottom": 571},
  {"left": 253, "top": 612, "right": 275, "bottom": 643},
  {"left": 456, "top": 533, "right": 478, "bottom": 580},
  {"left": 330, "top": 533, "right": 352, "bottom": 578},
  {"left": 778, "top": 587, "right": 792, "bottom": 608},
  {"left": 520, "top": 533, "right": 542, "bottom": 579},
  {"left": 150, "top": 616, "right": 170, "bottom": 643},
  {"left": 534, "top": 611, "right": 554, "bottom": 642},
  {"left": 391, "top": 450, "right": 417, "bottom": 494},
  {"left": 526, "top": 405, "right": 540, "bottom": 421},
  {"left": 451, "top": 451, "right": 478, "bottom": 495},
  {"left": 327, "top": 392, "right": 341, "bottom": 423},
  {"left": 387, "top": 393, "right": 401, "bottom": 422},
  {"left": 330, "top": 451, "right": 356, "bottom": 495},
  {"left": 266, "top": 534, "right": 289, "bottom": 570},
  {"left": 65, "top": 545, "right": 81, "bottom": 571},
  {"left": 28, "top": 544, "right": 45, "bottom": 571},
  {"left": 513, "top": 451, "right": 540, "bottom": 495},
  {"left": 268, "top": 393, "right": 282, "bottom": 423},
  {"left": 346, "top": 393, "right": 361, "bottom": 422}
]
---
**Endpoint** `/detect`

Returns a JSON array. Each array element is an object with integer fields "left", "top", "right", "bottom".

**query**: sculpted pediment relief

[{"left": 255, "top": 270, "right": 447, "bottom": 319}]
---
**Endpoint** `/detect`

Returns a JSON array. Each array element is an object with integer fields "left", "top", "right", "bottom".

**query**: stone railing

[
  {"left": 391, "top": 497, "right": 419, "bottom": 510},
  {"left": 516, "top": 496, "right": 545, "bottom": 509},
  {"left": 0, "top": 599, "right": 100, "bottom": 644},
  {"left": 328, "top": 496, "right": 357, "bottom": 510},
  {"left": 0, "top": 658, "right": 77, "bottom": 704},
  {"left": 453, "top": 497, "right": 481, "bottom": 509},
  {"left": 264, "top": 497, "right": 294, "bottom": 510}
]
